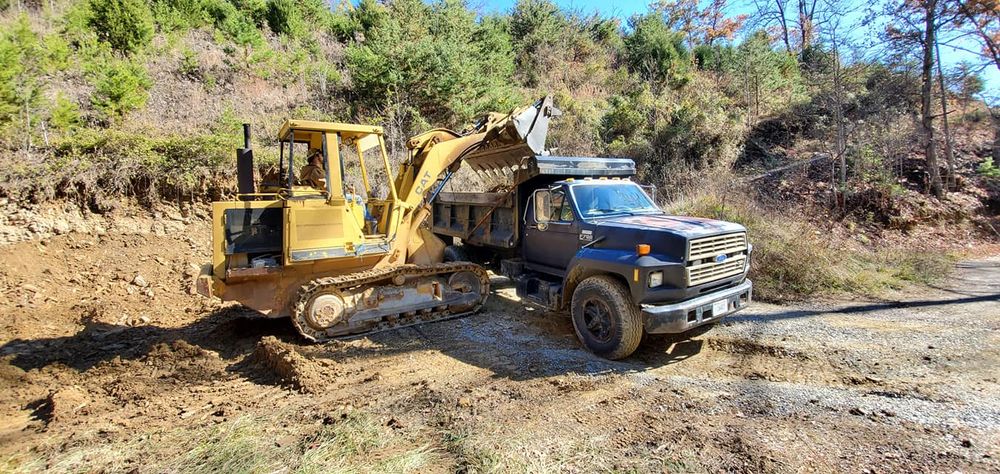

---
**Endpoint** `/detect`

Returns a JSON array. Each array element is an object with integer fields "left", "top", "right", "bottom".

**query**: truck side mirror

[{"left": 533, "top": 189, "right": 551, "bottom": 224}]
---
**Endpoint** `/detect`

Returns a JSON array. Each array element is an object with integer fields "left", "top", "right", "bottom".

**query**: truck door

[{"left": 523, "top": 187, "right": 580, "bottom": 271}]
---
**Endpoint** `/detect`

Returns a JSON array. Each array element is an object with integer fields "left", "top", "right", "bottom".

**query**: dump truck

[
  {"left": 195, "top": 97, "right": 559, "bottom": 341},
  {"left": 431, "top": 154, "right": 753, "bottom": 359}
]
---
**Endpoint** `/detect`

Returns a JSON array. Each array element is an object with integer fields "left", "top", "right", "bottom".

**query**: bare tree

[
  {"left": 950, "top": 0, "right": 1000, "bottom": 72},
  {"left": 821, "top": 1, "right": 851, "bottom": 186},
  {"left": 748, "top": 0, "right": 822, "bottom": 51},
  {"left": 991, "top": 106, "right": 1000, "bottom": 162},
  {"left": 920, "top": 0, "right": 945, "bottom": 197},
  {"left": 935, "top": 39, "right": 957, "bottom": 189},
  {"left": 885, "top": 0, "right": 947, "bottom": 197},
  {"left": 801, "top": 0, "right": 863, "bottom": 190},
  {"left": 947, "top": 0, "right": 1000, "bottom": 165},
  {"left": 750, "top": 0, "right": 794, "bottom": 51},
  {"left": 797, "top": 0, "right": 819, "bottom": 49}
]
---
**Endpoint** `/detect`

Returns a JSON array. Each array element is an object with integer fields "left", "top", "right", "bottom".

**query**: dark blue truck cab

[{"left": 432, "top": 155, "right": 752, "bottom": 359}]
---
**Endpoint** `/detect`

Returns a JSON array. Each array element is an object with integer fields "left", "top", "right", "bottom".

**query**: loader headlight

[{"left": 648, "top": 271, "right": 663, "bottom": 288}]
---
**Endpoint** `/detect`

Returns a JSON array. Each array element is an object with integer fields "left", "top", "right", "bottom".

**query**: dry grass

[
  {"left": 442, "top": 425, "right": 620, "bottom": 473},
  {"left": 4, "top": 411, "right": 437, "bottom": 474},
  {"left": 665, "top": 178, "right": 956, "bottom": 302}
]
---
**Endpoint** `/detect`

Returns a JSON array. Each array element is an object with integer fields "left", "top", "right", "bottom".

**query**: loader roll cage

[
  {"left": 275, "top": 121, "right": 398, "bottom": 199},
  {"left": 270, "top": 120, "right": 400, "bottom": 237}
]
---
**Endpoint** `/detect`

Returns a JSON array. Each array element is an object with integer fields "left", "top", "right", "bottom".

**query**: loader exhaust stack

[{"left": 237, "top": 123, "right": 255, "bottom": 196}]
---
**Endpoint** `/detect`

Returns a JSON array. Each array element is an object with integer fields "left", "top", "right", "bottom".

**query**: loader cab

[
  {"left": 273, "top": 121, "right": 400, "bottom": 239},
  {"left": 210, "top": 121, "right": 403, "bottom": 296}
]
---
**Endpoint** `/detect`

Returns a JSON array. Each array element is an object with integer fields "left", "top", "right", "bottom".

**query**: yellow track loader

[{"left": 196, "top": 97, "right": 558, "bottom": 341}]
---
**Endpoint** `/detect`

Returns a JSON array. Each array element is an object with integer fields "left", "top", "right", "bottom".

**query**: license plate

[{"left": 712, "top": 299, "right": 729, "bottom": 317}]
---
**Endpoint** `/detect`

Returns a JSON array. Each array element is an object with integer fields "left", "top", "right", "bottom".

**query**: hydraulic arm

[
  {"left": 396, "top": 96, "right": 558, "bottom": 211},
  {"left": 386, "top": 96, "right": 560, "bottom": 266}
]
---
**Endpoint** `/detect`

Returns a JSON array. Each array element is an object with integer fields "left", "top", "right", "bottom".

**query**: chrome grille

[
  {"left": 686, "top": 232, "right": 748, "bottom": 287},
  {"left": 687, "top": 255, "right": 746, "bottom": 286},
  {"left": 688, "top": 233, "right": 747, "bottom": 260}
]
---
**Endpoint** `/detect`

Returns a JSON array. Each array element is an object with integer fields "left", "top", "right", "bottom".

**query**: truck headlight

[{"left": 648, "top": 271, "right": 663, "bottom": 288}]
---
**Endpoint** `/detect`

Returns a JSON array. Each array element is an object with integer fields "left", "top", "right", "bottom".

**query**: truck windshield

[{"left": 570, "top": 183, "right": 660, "bottom": 218}]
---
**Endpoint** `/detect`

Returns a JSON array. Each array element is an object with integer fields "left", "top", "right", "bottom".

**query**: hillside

[{"left": 0, "top": 0, "right": 994, "bottom": 198}]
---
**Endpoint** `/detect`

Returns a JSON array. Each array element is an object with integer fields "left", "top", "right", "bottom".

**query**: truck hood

[
  {"left": 592, "top": 214, "right": 745, "bottom": 239},
  {"left": 589, "top": 214, "right": 746, "bottom": 260}
]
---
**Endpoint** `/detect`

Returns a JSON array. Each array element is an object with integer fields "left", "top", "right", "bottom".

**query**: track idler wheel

[
  {"left": 447, "top": 271, "right": 483, "bottom": 312},
  {"left": 304, "top": 290, "right": 348, "bottom": 332}
]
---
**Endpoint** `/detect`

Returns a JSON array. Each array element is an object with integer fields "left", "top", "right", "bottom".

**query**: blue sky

[{"left": 479, "top": 0, "right": 999, "bottom": 93}]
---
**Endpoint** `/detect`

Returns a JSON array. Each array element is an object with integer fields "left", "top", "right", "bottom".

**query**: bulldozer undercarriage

[{"left": 290, "top": 262, "right": 491, "bottom": 342}]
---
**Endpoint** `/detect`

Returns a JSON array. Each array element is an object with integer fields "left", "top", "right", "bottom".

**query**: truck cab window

[
  {"left": 534, "top": 189, "right": 573, "bottom": 223},
  {"left": 571, "top": 183, "right": 659, "bottom": 219}
]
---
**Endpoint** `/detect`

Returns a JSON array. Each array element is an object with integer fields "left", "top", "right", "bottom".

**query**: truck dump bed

[
  {"left": 431, "top": 155, "right": 635, "bottom": 249},
  {"left": 464, "top": 154, "right": 635, "bottom": 183}
]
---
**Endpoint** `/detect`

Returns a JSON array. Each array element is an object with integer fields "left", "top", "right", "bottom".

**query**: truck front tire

[{"left": 570, "top": 275, "right": 643, "bottom": 360}]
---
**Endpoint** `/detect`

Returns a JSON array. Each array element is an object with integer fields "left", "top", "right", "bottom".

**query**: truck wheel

[
  {"left": 570, "top": 275, "right": 643, "bottom": 360},
  {"left": 443, "top": 245, "right": 469, "bottom": 262}
]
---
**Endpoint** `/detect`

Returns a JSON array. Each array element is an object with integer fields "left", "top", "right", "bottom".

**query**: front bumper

[{"left": 642, "top": 279, "right": 752, "bottom": 334}]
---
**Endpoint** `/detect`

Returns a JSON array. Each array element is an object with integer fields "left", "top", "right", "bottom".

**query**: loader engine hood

[{"left": 590, "top": 214, "right": 747, "bottom": 260}]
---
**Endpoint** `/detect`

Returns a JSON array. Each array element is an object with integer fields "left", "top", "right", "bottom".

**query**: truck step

[
  {"left": 500, "top": 258, "right": 525, "bottom": 280},
  {"left": 515, "top": 274, "right": 562, "bottom": 310}
]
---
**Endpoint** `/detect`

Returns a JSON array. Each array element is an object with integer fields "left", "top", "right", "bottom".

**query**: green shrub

[
  {"left": 693, "top": 43, "right": 735, "bottom": 72},
  {"left": 624, "top": 12, "right": 691, "bottom": 88},
  {"left": 328, "top": 7, "right": 358, "bottom": 40},
  {"left": 510, "top": 0, "right": 566, "bottom": 86},
  {"left": 0, "top": 16, "right": 46, "bottom": 137},
  {"left": 90, "top": 60, "right": 152, "bottom": 120},
  {"left": 36, "top": 128, "right": 232, "bottom": 204},
  {"left": 89, "top": 0, "right": 154, "bottom": 54},
  {"left": 727, "top": 31, "right": 805, "bottom": 117},
  {"left": 600, "top": 95, "right": 648, "bottom": 143},
  {"left": 265, "top": 0, "right": 306, "bottom": 37},
  {"left": 221, "top": 11, "right": 264, "bottom": 47},
  {"left": 43, "top": 34, "right": 71, "bottom": 71},
  {"left": 978, "top": 157, "right": 1000, "bottom": 179},
  {"left": 50, "top": 94, "right": 82, "bottom": 131},
  {"left": 178, "top": 48, "right": 201, "bottom": 79},
  {"left": 151, "top": 0, "right": 210, "bottom": 32},
  {"left": 344, "top": 0, "right": 519, "bottom": 125}
]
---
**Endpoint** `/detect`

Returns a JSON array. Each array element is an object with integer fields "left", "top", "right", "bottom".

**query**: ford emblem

[{"left": 714, "top": 254, "right": 728, "bottom": 263}]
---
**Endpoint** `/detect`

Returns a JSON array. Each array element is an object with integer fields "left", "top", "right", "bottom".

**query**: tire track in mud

[{"left": 384, "top": 258, "right": 1000, "bottom": 471}]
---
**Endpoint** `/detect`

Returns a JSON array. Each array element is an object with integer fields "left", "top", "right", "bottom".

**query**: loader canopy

[{"left": 275, "top": 121, "right": 397, "bottom": 204}]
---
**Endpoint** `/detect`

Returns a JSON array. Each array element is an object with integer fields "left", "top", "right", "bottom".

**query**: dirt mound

[
  {"left": 144, "top": 340, "right": 227, "bottom": 381},
  {"left": 250, "top": 336, "right": 332, "bottom": 393},
  {"left": 0, "top": 206, "right": 213, "bottom": 345},
  {"left": 45, "top": 386, "right": 90, "bottom": 424},
  {"left": 843, "top": 184, "right": 985, "bottom": 230}
]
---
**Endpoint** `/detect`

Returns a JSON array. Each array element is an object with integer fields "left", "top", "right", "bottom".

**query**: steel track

[{"left": 290, "top": 262, "right": 491, "bottom": 342}]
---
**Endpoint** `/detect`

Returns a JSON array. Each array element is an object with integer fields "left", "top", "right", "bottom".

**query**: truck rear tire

[
  {"left": 443, "top": 245, "right": 469, "bottom": 263},
  {"left": 570, "top": 275, "right": 643, "bottom": 360}
]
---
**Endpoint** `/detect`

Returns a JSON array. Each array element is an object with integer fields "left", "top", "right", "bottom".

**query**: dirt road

[{"left": 0, "top": 225, "right": 997, "bottom": 472}]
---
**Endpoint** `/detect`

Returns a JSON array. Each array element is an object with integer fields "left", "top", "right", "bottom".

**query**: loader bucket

[
  {"left": 512, "top": 95, "right": 561, "bottom": 156},
  {"left": 463, "top": 96, "right": 562, "bottom": 179}
]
